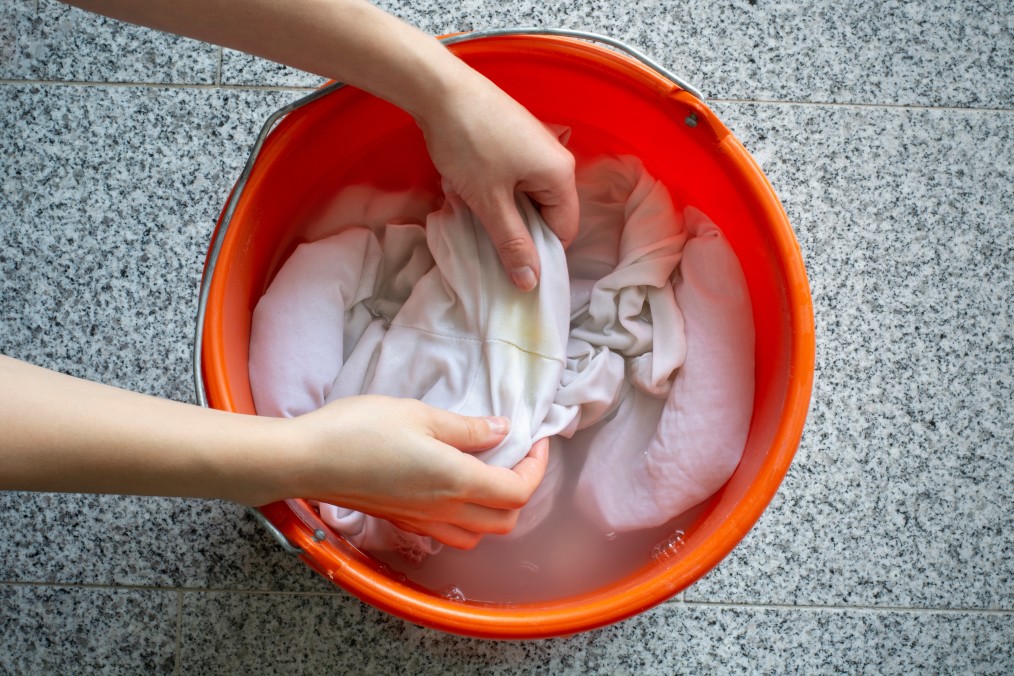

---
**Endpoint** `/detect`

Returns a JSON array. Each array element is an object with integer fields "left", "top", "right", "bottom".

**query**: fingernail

[
  {"left": 485, "top": 416, "right": 511, "bottom": 435},
  {"left": 511, "top": 266, "right": 538, "bottom": 291}
]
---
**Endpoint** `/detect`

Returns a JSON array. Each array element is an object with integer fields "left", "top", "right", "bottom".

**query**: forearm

[
  {"left": 0, "top": 355, "right": 544, "bottom": 546},
  {"left": 65, "top": 0, "right": 578, "bottom": 289},
  {"left": 63, "top": 0, "right": 475, "bottom": 122},
  {"left": 0, "top": 355, "right": 287, "bottom": 505}
]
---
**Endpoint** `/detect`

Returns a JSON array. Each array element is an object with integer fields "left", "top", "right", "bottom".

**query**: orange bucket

[{"left": 195, "top": 29, "right": 814, "bottom": 639}]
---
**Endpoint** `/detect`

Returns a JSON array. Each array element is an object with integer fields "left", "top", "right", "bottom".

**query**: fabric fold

[
  {"left": 573, "top": 207, "right": 755, "bottom": 531},
  {"left": 248, "top": 154, "right": 755, "bottom": 561}
]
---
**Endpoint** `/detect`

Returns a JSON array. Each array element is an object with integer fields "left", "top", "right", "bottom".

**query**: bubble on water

[
  {"left": 390, "top": 531, "right": 427, "bottom": 566},
  {"left": 650, "top": 530, "right": 685, "bottom": 561},
  {"left": 440, "top": 585, "right": 467, "bottom": 602},
  {"left": 604, "top": 531, "right": 617, "bottom": 542}
]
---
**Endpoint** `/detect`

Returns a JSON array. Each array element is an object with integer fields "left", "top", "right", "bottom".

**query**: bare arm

[
  {"left": 0, "top": 356, "right": 547, "bottom": 549},
  {"left": 65, "top": 0, "right": 578, "bottom": 289},
  {"left": 3, "top": 0, "right": 567, "bottom": 547}
]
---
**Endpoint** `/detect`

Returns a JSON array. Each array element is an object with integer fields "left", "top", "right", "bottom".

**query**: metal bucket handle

[{"left": 192, "top": 28, "right": 704, "bottom": 555}]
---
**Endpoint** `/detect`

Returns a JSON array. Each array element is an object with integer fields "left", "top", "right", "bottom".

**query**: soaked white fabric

[
  {"left": 572, "top": 207, "right": 755, "bottom": 531},
  {"left": 250, "top": 184, "right": 572, "bottom": 560},
  {"left": 248, "top": 155, "right": 754, "bottom": 561}
]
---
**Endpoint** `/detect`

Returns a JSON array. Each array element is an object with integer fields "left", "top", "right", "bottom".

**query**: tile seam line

[
  {"left": 1, "top": 580, "right": 1012, "bottom": 615},
  {"left": 710, "top": 97, "right": 1014, "bottom": 114},
  {"left": 0, "top": 79, "right": 318, "bottom": 93},
  {"left": 0, "top": 579, "right": 342, "bottom": 596},
  {"left": 681, "top": 600, "right": 1014, "bottom": 616},
  {"left": 0, "top": 79, "right": 1012, "bottom": 113}
]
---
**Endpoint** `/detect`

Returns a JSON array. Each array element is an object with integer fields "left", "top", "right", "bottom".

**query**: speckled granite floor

[{"left": 1, "top": 0, "right": 1011, "bottom": 673}]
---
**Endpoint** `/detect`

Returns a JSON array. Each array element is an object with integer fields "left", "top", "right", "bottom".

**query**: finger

[
  {"left": 465, "top": 438, "right": 550, "bottom": 509},
  {"left": 451, "top": 502, "right": 521, "bottom": 535},
  {"left": 395, "top": 519, "right": 483, "bottom": 550},
  {"left": 470, "top": 191, "right": 541, "bottom": 291},
  {"left": 392, "top": 500, "right": 518, "bottom": 538},
  {"left": 525, "top": 173, "right": 579, "bottom": 249},
  {"left": 510, "top": 437, "right": 550, "bottom": 499},
  {"left": 423, "top": 406, "right": 511, "bottom": 453}
]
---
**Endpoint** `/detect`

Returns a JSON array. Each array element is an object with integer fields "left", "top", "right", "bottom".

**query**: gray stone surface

[
  {"left": 0, "top": 492, "right": 338, "bottom": 593},
  {"left": 220, "top": 47, "right": 327, "bottom": 88},
  {"left": 0, "top": 584, "right": 177, "bottom": 674},
  {"left": 0, "top": 0, "right": 1012, "bottom": 672},
  {"left": 0, "top": 0, "right": 218, "bottom": 84},
  {"left": 684, "top": 102, "right": 1014, "bottom": 610},
  {"left": 220, "top": 0, "right": 1014, "bottom": 108},
  {"left": 0, "top": 83, "right": 296, "bottom": 399},
  {"left": 0, "top": 83, "right": 333, "bottom": 593},
  {"left": 179, "top": 591, "right": 1014, "bottom": 674}
]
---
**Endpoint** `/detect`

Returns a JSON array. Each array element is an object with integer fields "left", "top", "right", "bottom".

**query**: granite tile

[
  {"left": 682, "top": 102, "right": 1014, "bottom": 609},
  {"left": 0, "top": 83, "right": 297, "bottom": 399},
  {"left": 0, "top": 83, "right": 337, "bottom": 592},
  {"left": 640, "top": 0, "right": 1014, "bottom": 109},
  {"left": 220, "top": 48, "right": 327, "bottom": 88},
  {"left": 0, "top": 584, "right": 177, "bottom": 674},
  {"left": 0, "top": 493, "right": 337, "bottom": 592},
  {"left": 0, "top": 1, "right": 36, "bottom": 75},
  {"left": 179, "top": 591, "right": 1014, "bottom": 674},
  {"left": 220, "top": 0, "right": 1014, "bottom": 109},
  {"left": 0, "top": 0, "right": 218, "bottom": 84}
]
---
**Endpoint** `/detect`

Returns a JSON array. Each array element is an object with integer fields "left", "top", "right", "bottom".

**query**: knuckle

[
  {"left": 503, "top": 491, "right": 528, "bottom": 511},
  {"left": 495, "top": 234, "right": 533, "bottom": 259},
  {"left": 538, "top": 150, "right": 575, "bottom": 183},
  {"left": 444, "top": 469, "right": 471, "bottom": 497},
  {"left": 465, "top": 417, "right": 488, "bottom": 446},
  {"left": 553, "top": 149, "right": 576, "bottom": 175},
  {"left": 491, "top": 510, "right": 520, "bottom": 535}
]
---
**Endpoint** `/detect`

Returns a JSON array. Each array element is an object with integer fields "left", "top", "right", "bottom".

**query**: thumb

[
  {"left": 471, "top": 191, "right": 541, "bottom": 291},
  {"left": 425, "top": 408, "right": 511, "bottom": 453},
  {"left": 510, "top": 437, "right": 550, "bottom": 496}
]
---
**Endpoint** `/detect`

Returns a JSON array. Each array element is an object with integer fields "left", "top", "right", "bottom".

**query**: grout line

[
  {"left": 174, "top": 590, "right": 183, "bottom": 676},
  {"left": 0, "top": 78, "right": 317, "bottom": 93},
  {"left": 709, "top": 96, "right": 1014, "bottom": 115},
  {"left": 0, "top": 579, "right": 341, "bottom": 596},
  {"left": 2, "top": 579, "right": 1012, "bottom": 615},
  {"left": 1, "top": 579, "right": 178, "bottom": 593},
  {"left": 681, "top": 599, "right": 1014, "bottom": 616},
  {"left": 0, "top": 78, "right": 1010, "bottom": 113}
]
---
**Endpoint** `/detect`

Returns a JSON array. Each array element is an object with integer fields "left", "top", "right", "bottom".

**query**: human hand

[
  {"left": 281, "top": 395, "right": 549, "bottom": 549},
  {"left": 62, "top": 2, "right": 576, "bottom": 290},
  {"left": 416, "top": 69, "right": 578, "bottom": 291}
]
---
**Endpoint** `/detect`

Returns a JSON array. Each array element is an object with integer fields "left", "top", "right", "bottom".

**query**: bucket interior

[{"left": 201, "top": 35, "right": 813, "bottom": 638}]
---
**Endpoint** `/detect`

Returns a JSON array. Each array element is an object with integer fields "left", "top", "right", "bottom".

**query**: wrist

[
  {"left": 398, "top": 48, "right": 486, "bottom": 130},
  {"left": 236, "top": 411, "right": 357, "bottom": 508},
  {"left": 209, "top": 414, "right": 299, "bottom": 507}
]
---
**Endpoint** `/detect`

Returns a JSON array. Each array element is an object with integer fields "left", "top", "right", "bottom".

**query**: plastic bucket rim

[{"left": 194, "top": 29, "right": 815, "bottom": 639}]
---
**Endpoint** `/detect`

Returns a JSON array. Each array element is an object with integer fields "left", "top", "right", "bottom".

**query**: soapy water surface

[{"left": 367, "top": 445, "right": 703, "bottom": 604}]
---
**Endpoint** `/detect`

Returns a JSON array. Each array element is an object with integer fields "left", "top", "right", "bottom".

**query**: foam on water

[{"left": 650, "top": 530, "right": 686, "bottom": 562}]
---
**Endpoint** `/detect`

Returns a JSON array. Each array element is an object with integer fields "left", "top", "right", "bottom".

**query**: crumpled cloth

[{"left": 248, "top": 155, "right": 754, "bottom": 561}]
